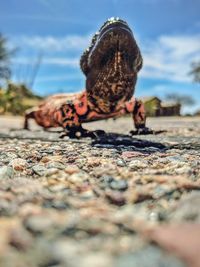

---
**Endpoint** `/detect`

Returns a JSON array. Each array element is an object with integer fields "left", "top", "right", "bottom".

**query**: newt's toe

[{"left": 130, "top": 127, "right": 154, "bottom": 135}]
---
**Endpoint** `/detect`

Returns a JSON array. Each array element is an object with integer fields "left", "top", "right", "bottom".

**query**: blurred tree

[
  {"left": 0, "top": 34, "right": 12, "bottom": 83},
  {"left": 165, "top": 93, "right": 195, "bottom": 107},
  {"left": 0, "top": 82, "right": 42, "bottom": 115},
  {"left": 190, "top": 61, "right": 200, "bottom": 83}
]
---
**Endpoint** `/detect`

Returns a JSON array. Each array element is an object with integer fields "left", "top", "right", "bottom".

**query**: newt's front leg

[
  {"left": 57, "top": 92, "right": 105, "bottom": 138},
  {"left": 125, "top": 98, "right": 153, "bottom": 135}
]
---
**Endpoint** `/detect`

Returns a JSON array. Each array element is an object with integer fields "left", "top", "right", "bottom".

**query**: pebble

[
  {"left": 65, "top": 165, "right": 79, "bottom": 174},
  {"left": 45, "top": 168, "right": 59, "bottom": 176},
  {"left": 100, "top": 175, "right": 114, "bottom": 185},
  {"left": 166, "top": 155, "right": 186, "bottom": 162},
  {"left": 32, "top": 164, "right": 47, "bottom": 176},
  {"left": 122, "top": 151, "right": 145, "bottom": 158},
  {"left": 115, "top": 245, "right": 185, "bottom": 267},
  {"left": 47, "top": 161, "right": 66, "bottom": 170},
  {"left": 68, "top": 172, "right": 87, "bottom": 184},
  {"left": 9, "top": 158, "right": 27, "bottom": 171},
  {"left": 9, "top": 226, "right": 33, "bottom": 250},
  {"left": 175, "top": 166, "right": 191, "bottom": 174},
  {"left": 116, "top": 160, "right": 126, "bottom": 167},
  {"left": 106, "top": 191, "right": 126, "bottom": 206},
  {"left": 24, "top": 215, "right": 54, "bottom": 233},
  {"left": 170, "top": 192, "right": 200, "bottom": 222},
  {"left": 0, "top": 166, "right": 14, "bottom": 179},
  {"left": 129, "top": 160, "right": 148, "bottom": 170},
  {"left": 81, "top": 253, "right": 113, "bottom": 267},
  {"left": 109, "top": 179, "right": 128, "bottom": 191}
]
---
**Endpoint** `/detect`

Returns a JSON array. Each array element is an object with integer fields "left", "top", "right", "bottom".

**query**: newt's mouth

[
  {"left": 88, "top": 17, "right": 138, "bottom": 68},
  {"left": 99, "top": 17, "right": 132, "bottom": 38}
]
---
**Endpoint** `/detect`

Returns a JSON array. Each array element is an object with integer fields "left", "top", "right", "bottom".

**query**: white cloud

[
  {"left": 13, "top": 56, "right": 79, "bottom": 67},
  {"left": 12, "top": 35, "right": 91, "bottom": 52},
  {"left": 42, "top": 57, "right": 79, "bottom": 66},
  {"left": 37, "top": 73, "right": 83, "bottom": 82},
  {"left": 141, "top": 34, "right": 200, "bottom": 83}
]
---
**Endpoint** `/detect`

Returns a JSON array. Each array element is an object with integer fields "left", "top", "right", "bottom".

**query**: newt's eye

[{"left": 79, "top": 102, "right": 83, "bottom": 107}]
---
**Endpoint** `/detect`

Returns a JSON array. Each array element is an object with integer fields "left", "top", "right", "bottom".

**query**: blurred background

[{"left": 0, "top": 0, "right": 200, "bottom": 115}]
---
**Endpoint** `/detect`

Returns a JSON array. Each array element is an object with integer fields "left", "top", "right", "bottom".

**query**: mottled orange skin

[{"left": 24, "top": 90, "right": 146, "bottom": 137}]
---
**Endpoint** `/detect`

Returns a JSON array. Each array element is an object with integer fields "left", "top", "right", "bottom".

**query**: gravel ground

[{"left": 0, "top": 115, "right": 200, "bottom": 267}]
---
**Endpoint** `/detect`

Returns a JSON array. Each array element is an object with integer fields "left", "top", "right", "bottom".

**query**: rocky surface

[{"left": 0, "top": 116, "right": 200, "bottom": 267}]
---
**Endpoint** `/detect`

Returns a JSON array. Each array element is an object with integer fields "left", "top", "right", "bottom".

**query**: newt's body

[{"left": 24, "top": 18, "right": 152, "bottom": 138}]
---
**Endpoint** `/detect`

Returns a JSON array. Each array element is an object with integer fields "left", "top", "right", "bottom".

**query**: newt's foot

[
  {"left": 79, "top": 129, "right": 105, "bottom": 139},
  {"left": 130, "top": 127, "right": 154, "bottom": 135},
  {"left": 60, "top": 127, "right": 105, "bottom": 139}
]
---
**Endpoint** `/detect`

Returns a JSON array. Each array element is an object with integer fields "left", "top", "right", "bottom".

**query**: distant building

[
  {"left": 194, "top": 110, "right": 200, "bottom": 116},
  {"left": 160, "top": 101, "right": 181, "bottom": 116},
  {"left": 141, "top": 96, "right": 181, "bottom": 117}
]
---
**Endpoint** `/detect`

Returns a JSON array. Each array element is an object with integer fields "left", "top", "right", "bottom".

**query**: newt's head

[{"left": 80, "top": 18, "right": 143, "bottom": 112}]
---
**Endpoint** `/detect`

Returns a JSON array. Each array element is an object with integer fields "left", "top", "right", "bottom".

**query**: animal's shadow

[
  {"left": 91, "top": 132, "right": 167, "bottom": 153},
  {"left": 8, "top": 128, "right": 166, "bottom": 153}
]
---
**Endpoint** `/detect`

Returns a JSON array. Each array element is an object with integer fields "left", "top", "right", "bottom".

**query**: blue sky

[{"left": 0, "top": 0, "right": 200, "bottom": 113}]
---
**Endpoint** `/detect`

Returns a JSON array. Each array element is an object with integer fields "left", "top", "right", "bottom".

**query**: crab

[{"left": 24, "top": 17, "right": 153, "bottom": 138}]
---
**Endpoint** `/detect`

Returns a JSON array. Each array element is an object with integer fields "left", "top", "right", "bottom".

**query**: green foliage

[
  {"left": 190, "top": 61, "right": 200, "bottom": 83},
  {"left": 0, "top": 34, "right": 13, "bottom": 82},
  {"left": 165, "top": 93, "right": 195, "bottom": 106},
  {"left": 0, "top": 82, "right": 42, "bottom": 115},
  {"left": 143, "top": 98, "right": 161, "bottom": 117}
]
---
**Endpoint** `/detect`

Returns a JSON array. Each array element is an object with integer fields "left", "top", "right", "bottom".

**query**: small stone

[
  {"left": 99, "top": 175, "right": 114, "bottom": 189},
  {"left": 47, "top": 162, "right": 65, "bottom": 170},
  {"left": 81, "top": 253, "right": 113, "bottom": 267},
  {"left": 65, "top": 165, "right": 79, "bottom": 174},
  {"left": 170, "top": 192, "right": 200, "bottom": 222},
  {"left": 0, "top": 166, "right": 14, "bottom": 179},
  {"left": 116, "top": 160, "right": 126, "bottom": 167},
  {"left": 9, "top": 226, "right": 33, "bottom": 251},
  {"left": 51, "top": 201, "right": 69, "bottom": 210},
  {"left": 52, "top": 240, "right": 81, "bottom": 264},
  {"left": 106, "top": 191, "right": 126, "bottom": 206},
  {"left": 25, "top": 215, "right": 54, "bottom": 233},
  {"left": 76, "top": 158, "right": 87, "bottom": 168},
  {"left": 9, "top": 158, "right": 27, "bottom": 171},
  {"left": 0, "top": 199, "right": 17, "bottom": 216},
  {"left": 100, "top": 175, "right": 114, "bottom": 183},
  {"left": 4, "top": 152, "right": 18, "bottom": 161},
  {"left": 91, "top": 150, "right": 101, "bottom": 156},
  {"left": 18, "top": 203, "right": 42, "bottom": 217},
  {"left": 68, "top": 173, "right": 85, "bottom": 184},
  {"left": 149, "top": 212, "right": 159, "bottom": 222},
  {"left": 32, "top": 164, "right": 47, "bottom": 176},
  {"left": 110, "top": 180, "right": 128, "bottom": 191},
  {"left": 46, "top": 168, "right": 59, "bottom": 176},
  {"left": 80, "top": 189, "right": 95, "bottom": 199},
  {"left": 129, "top": 160, "right": 148, "bottom": 170},
  {"left": 122, "top": 151, "right": 145, "bottom": 158},
  {"left": 175, "top": 166, "right": 191, "bottom": 174},
  {"left": 40, "top": 156, "right": 51, "bottom": 163},
  {"left": 49, "top": 183, "right": 67, "bottom": 192},
  {"left": 50, "top": 145, "right": 62, "bottom": 150},
  {"left": 115, "top": 245, "right": 185, "bottom": 267},
  {"left": 166, "top": 155, "right": 185, "bottom": 162}
]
